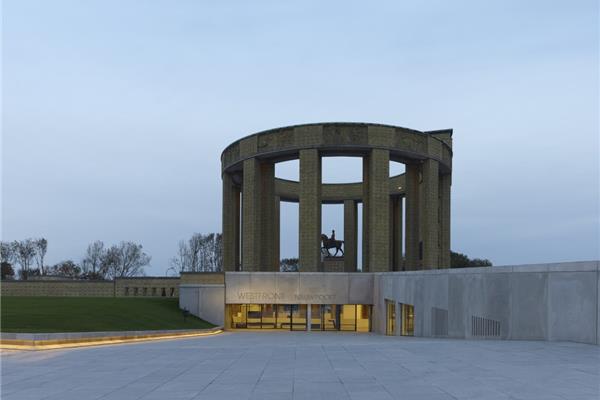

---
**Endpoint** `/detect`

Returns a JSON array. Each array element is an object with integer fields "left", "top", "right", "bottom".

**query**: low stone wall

[
  {"left": 115, "top": 277, "right": 180, "bottom": 297},
  {"left": 1, "top": 280, "right": 115, "bottom": 297},
  {"left": 180, "top": 272, "right": 225, "bottom": 285},
  {"left": 2, "top": 277, "right": 182, "bottom": 297}
]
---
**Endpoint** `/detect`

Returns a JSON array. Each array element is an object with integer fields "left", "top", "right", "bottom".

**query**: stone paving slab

[{"left": 1, "top": 331, "right": 599, "bottom": 400}]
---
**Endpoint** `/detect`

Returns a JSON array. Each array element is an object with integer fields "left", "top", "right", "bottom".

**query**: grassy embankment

[{"left": 0, "top": 297, "right": 214, "bottom": 333}]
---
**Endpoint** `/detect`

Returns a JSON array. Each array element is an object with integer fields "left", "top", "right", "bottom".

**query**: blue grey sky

[{"left": 2, "top": 1, "right": 598, "bottom": 275}]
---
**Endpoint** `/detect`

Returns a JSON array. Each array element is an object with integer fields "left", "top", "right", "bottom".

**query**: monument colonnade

[{"left": 221, "top": 123, "right": 453, "bottom": 273}]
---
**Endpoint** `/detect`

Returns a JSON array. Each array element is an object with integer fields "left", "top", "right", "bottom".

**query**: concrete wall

[
  {"left": 179, "top": 284, "right": 225, "bottom": 326},
  {"left": 374, "top": 261, "right": 599, "bottom": 345}
]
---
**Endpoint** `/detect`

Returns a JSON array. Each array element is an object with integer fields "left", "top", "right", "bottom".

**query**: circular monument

[{"left": 221, "top": 122, "right": 452, "bottom": 272}]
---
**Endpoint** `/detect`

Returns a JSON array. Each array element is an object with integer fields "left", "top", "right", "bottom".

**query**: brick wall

[
  {"left": 1, "top": 280, "right": 115, "bottom": 297},
  {"left": 180, "top": 272, "right": 225, "bottom": 285},
  {"left": 1, "top": 277, "right": 183, "bottom": 297},
  {"left": 115, "top": 277, "right": 180, "bottom": 297}
]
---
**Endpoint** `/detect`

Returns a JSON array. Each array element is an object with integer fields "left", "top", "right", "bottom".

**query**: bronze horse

[{"left": 321, "top": 234, "right": 344, "bottom": 257}]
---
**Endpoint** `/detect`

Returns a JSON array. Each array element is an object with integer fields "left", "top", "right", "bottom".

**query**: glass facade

[{"left": 228, "top": 304, "right": 371, "bottom": 332}]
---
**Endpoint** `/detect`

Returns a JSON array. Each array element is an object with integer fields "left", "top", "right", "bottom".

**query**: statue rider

[{"left": 331, "top": 230, "right": 336, "bottom": 241}]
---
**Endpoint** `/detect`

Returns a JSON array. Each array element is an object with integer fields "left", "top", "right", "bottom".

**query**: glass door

[
  {"left": 290, "top": 304, "right": 307, "bottom": 331},
  {"left": 276, "top": 304, "right": 291, "bottom": 329},
  {"left": 322, "top": 305, "right": 341, "bottom": 331},
  {"left": 261, "top": 304, "right": 276, "bottom": 328},
  {"left": 247, "top": 304, "right": 262, "bottom": 328}
]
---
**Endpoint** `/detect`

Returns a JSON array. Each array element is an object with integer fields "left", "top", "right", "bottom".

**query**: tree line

[
  {"left": 167, "top": 233, "right": 222, "bottom": 275},
  {"left": 1, "top": 235, "right": 489, "bottom": 280},
  {"left": 278, "top": 252, "right": 491, "bottom": 271},
  {"left": 1, "top": 233, "right": 224, "bottom": 281},
  {"left": 1, "top": 239, "right": 153, "bottom": 280}
]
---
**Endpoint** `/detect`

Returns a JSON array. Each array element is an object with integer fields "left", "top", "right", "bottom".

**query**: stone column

[
  {"left": 390, "top": 196, "right": 403, "bottom": 271},
  {"left": 260, "top": 162, "right": 278, "bottom": 271},
  {"left": 405, "top": 163, "right": 420, "bottom": 270},
  {"left": 367, "top": 149, "right": 390, "bottom": 272},
  {"left": 242, "top": 158, "right": 261, "bottom": 271},
  {"left": 274, "top": 196, "right": 281, "bottom": 271},
  {"left": 343, "top": 199, "right": 357, "bottom": 272},
  {"left": 299, "top": 149, "right": 321, "bottom": 271},
  {"left": 439, "top": 173, "right": 451, "bottom": 268},
  {"left": 222, "top": 172, "right": 240, "bottom": 271},
  {"left": 421, "top": 159, "right": 440, "bottom": 269},
  {"left": 361, "top": 156, "right": 370, "bottom": 272}
]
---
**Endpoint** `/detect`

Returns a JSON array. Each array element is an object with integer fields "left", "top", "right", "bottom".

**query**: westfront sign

[
  {"left": 236, "top": 291, "right": 336, "bottom": 303},
  {"left": 224, "top": 272, "right": 374, "bottom": 305}
]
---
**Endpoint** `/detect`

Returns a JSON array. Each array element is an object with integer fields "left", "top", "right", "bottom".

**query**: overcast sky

[{"left": 2, "top": 0, "right": 598, "bottom": 275}]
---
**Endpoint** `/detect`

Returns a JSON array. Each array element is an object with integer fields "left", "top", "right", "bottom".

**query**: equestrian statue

[{"left": 321, "top": 230, "right": 344, "bottom": 257}]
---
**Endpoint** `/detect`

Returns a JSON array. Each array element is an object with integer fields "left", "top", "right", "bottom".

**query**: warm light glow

[{"left": 0, "top": 329, "right": 223, "bottom": 351}]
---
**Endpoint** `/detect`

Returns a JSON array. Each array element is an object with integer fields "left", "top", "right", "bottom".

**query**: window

[
  {"left": 356, "top": 305, "right": 371, "bottom": 332},
  {"left": 276, "top": 305, "right": 291, "bottom": 329},
  {"left": 400, "top": 303, "right": 414, "bottom": 336},
  {"left": 386, "top": 300, "right": 395, "bottom": 335},
  {"left": 340, "top": 305, "right": 356, "bottom": 331},
  {"left": 247, "top": 304, "right": 262, "bottom": 328},
  {"left": 227, "top": 304, "right": 370, "bottom": 332},
  {"left": 322, "top": 305, "right": 340, "bottom": 331},
  {"left": 261, "top": 304, "right": 276, "bottom": 328},
  {"left": 230, "top": 304, "right": 247, "bottom": 328}
]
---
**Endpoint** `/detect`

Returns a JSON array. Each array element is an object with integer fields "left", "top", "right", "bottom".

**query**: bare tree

[
  {"left": 1, "top": 241, "right": 16, "bottom": 280},
  {"left": 1, "top": 241, "right": 14, "bottom": 265},
  {"left": 101, "top": 241, "right": 150, "bottom": 279},
  {"left": 34, "top": 238, "right": 48, "bottom": 275},
  {"left": 280, "top": 258, "right": 299, "bottom": 272},
  {"left": 170, "top": 239, "right": 192, "bottom": 273},
  {"left": 171, "top": 233, "right": 223, "bottom": 273},
  {"left": 48, "top": 260, "right": 81, "bottom": 278},
  {"left": 205, "top": 233, "right": 222, "bottom": 272},
  {"left": 188, "top": 233, "right": 204, "bottom": 271},
  {"left": 82, "top": 241, "right": 105, "bottom": 278},
  {"left": 13, "top": 239, "right": 37, "bottom": 280}
]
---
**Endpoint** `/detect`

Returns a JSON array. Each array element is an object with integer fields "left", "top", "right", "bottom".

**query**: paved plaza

[{"left": 1, "top": 332, "right": 599, "bottom": 400}]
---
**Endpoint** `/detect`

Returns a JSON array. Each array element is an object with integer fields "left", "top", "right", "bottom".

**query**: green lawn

[{"left": 1, "top": 297, "right": 214, "bottom": 333}]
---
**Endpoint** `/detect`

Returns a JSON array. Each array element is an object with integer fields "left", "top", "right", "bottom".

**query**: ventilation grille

[
  {"left": 471, "top": 315, "right": 501, "bottom": 337},
  {"left": 431, "top": 307, "right": 448, "bottom": 336}
]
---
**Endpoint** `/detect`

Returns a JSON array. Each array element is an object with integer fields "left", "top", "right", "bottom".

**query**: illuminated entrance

[{"left": 228, "top": 304, "right": 371, "bottom": 332}]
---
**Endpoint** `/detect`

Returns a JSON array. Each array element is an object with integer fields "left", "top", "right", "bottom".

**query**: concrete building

[
  {"left": 179, "top": 123, "right": 599, "bottom": 345},
  {"left": 180, "top": 261, "right": 600, "bottom": 345}
]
